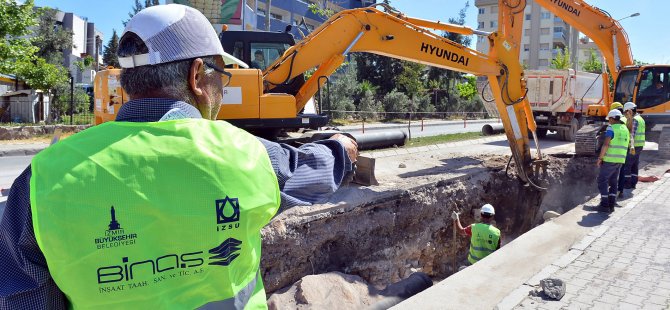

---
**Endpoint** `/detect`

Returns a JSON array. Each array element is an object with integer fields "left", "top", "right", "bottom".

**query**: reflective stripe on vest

[
  {"left": 30, "top": 119, "right": 280, "bottom": 309},
  {"left": 467, "top": 223, "right": 501, "bottom": 264},
  {"left": 603, "top": 124, "right": 630, "bottom": 164},
  {"left": 634, "top": 114, "right": 646, "bottom": 147}
]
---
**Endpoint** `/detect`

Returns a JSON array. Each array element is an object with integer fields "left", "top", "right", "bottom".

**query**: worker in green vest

[
  {"left": 620, "top": 102, "right": 646, "bottom": 197},
  {"left": 0, "top": 4, "right": 359, "bottom": 309},
  {"left": 452, "top": 204, "right": 501, "bottom": 265},
  {"left": 597, "top": 109, "right": 630, "bottom": 212},
  {"left": 610, "top": 102, "right": 627, "bottom": 125}
]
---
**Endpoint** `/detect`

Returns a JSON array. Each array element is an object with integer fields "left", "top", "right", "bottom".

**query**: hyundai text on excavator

[
  {"left": 501, "top": 0, "right": 670, "bottom": 155},
  {"left": 95, "top": 4, "right": 547, "bottom": 187}
]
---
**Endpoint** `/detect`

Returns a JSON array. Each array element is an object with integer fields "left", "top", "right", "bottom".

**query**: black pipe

[
  {"left": 482, "top": 123, "right": 504, "bottom": 136},
  {"left": 367, "top": 272, "right": 433, "bottom": 310},
  {"left": 349, "top": 130, "right": 407, "bottom": 150}
]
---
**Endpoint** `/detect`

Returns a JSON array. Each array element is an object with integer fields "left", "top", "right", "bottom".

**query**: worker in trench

[
  {"left": 452, "top": 204, "right": 501, "bottom": 267},
  {"left": 597, "top": 109, "right": 630, "bottom": 212},
  {"left": 0, "top": 4, "right": 358, "bottom": 309}
]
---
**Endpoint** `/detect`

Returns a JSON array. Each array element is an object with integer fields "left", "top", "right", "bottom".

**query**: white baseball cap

[
  {"left": 607, "top": 109, "right": 623, "bottom": 119},
  {"left": 623, "top": 102, "right": 637, "bottom": 111},
  {"left": 118, "top": 4, "right": 248, "bottom": 68},
  {"left": 481, "top": 204, "right": 495, "bottom": 215}
]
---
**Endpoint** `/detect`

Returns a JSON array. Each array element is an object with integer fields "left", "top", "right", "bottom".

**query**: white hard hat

[
  {"left": 481, "top": 204, "right": 495, "bottom": 215},
  {"left": 607, "top": 109, "right": 623, "bottom": 120},
  {"left": 119, "top": 4, "right": 248, "bottom": 68},
  {"left": 623, "top": 102, "right": 637, "bottom": 111}
]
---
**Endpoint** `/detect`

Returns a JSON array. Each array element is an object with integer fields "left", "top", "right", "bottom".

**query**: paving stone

[
  {"left": 537, "top": 301, "right": 567, "bottom": 310},
  {"left": 645, "top": 294, "right": 668, "bottom": 306},
  {"left": 622, "top": 294, "right": 645, "bottom": 306},
  {"left": 590, "top": 301, "right": 615, "bottom": 310},
  {"left": 617, "top": 302, "right": 640, "bottom": 310},
  {"left": 639, "top": 303, "right": 665, "bottom": 310},
  {"left": 566, "top": 301, "right": 592, "bottom": 309}
]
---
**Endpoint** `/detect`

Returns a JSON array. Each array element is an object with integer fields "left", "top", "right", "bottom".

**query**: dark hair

[
  {"left": 481, "top": 212, "right": 493, "bottom": 219},
  {"left": 254, "top": 50, "right": 264, "bottom": 56}
]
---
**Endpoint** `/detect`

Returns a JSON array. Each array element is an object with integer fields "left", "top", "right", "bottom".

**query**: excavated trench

[{"left": 260, "top": 153, "right": 600, "bottom": 304}]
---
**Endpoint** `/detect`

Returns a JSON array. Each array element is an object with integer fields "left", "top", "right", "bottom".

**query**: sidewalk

[
  {"left": 0, "top": 141, "right": 49, "bottom": 157},
  {"left": 504, "top": 174, "right": 670, "bottom": 310}
]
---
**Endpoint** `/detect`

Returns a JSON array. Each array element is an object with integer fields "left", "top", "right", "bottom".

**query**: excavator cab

[{"left": 219, "top": 30, "right": 306, "bottom": 96}]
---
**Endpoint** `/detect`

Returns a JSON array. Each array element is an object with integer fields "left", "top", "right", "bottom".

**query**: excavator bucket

[{"left": 353, "top": 155, "right": 379, "bottom": 186}]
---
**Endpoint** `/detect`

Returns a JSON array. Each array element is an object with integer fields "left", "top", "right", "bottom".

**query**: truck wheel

[{"left": 562, "top": 118, "right": 579, "bottom": 142}]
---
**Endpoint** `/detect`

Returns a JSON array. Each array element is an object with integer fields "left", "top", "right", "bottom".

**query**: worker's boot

[
  {"left": 617, "top": 191, "right": 625, "bottom": 199},
  {"left": 608, "top": 196, "right": 619, "bottom": 211},
  {"left": 599, "top": 199, "right": 610, "bottom": 212}
]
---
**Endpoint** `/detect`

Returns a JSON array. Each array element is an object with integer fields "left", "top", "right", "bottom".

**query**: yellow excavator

[
  {"left": 95, "top": 4, "right": 545, "bottom": 187},
  {"left": 504, "top": 0, "right": 670, "bottom": 155}
]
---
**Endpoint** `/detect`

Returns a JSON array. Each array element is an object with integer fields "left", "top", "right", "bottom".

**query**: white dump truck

[{"left": 479, "top": 69, "right": 604, "bottom": 141}]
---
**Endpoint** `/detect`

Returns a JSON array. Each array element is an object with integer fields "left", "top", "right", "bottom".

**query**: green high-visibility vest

[
  {"left": 603, "top": 123, "right": 630, "bottom": 164},
  {"left": 30, "top": 119, "right": 280, "bottom": 309},
  {"left": 467, "top": 223, "right": 500, "bottom": 264},
  {"left": 633, "top": 114, "right": 646, "bottom": 147}
]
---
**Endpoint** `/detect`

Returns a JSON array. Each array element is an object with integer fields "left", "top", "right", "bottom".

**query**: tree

[
  {"left": 103, "top": 29, "right": 120, "bottom": 68},
  {"left": 32, "top": 7, "right": 74, "bottom": 65},
  {"left": 396, "top": 61, "right": 426, "bottom": 100},
  {"left": 381, "top": 89, "right": 410, "bottom": 116},
  {"left": 550, "top": 47, "right": 572, "bottom": 70},
  {"left": 580, "top": 49, "right": 602, "bottom": 74},
  {"left": 456, "top": 75, "right": 477, "bottom": 100},
  {"left": 427, "top": 2, "right": 471, "bottom": 89},
  {"left": 0, "top": 0, "right": 39, "bottom": 75},
  {"left": 328, "top": 62, "right": 358, "bottom": 119},
  {"left": 357, "top": 81, "right": 381, "bottom": 119}
]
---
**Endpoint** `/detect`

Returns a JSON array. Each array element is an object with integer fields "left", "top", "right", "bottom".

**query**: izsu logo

[{"left": 216, "top": 196, "right": 240, "bottom": 231}]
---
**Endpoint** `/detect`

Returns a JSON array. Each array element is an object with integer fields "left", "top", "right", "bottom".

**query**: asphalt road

[{"left": 0, "top": 155, "right": 32, "bottom": 217}]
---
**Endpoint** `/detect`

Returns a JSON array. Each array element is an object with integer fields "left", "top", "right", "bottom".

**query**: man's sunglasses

[{"left": 204, "top": 61, "right": 232, "bottom": 87}]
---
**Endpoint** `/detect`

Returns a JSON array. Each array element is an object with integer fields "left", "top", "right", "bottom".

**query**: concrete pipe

[
  {"left": 482, "top": 123, "right": 504, "bottom": 136},
  {"left": 350, "top": 130, "right": 407, "bottom": 150}
]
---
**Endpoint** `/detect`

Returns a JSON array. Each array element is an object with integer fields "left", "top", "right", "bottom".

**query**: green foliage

[
  {"left": 74, "top": 55, "right": 95, "bottom": 72},
  {"left": 14, "top": 57, "right": 69, "bottom": 91},
  {"left": 32, "top": 7, "right": 73, "bottom": 65},
  {"left": 550, "top": 47, "right": 572, "bottom": 70},
  {"left": 633, "top": 59, "right": 649, "bottom": 66},
  {"left": 427, "top": 2, "right": 471, "bottom": 88},
  {"left": 308, "top": 2, "right": 334, "bottom": 18},
  {"left": 396, "top": 61, "right": 426, "bottom": 99},
  {"left": 580, "top": 49, "right": 602, "bottom": 74},
  {"left": 103, "top": 29, "right": 120, "bottom": 68},
  {"left": 0, "top": 0, "right": 38, "bottom": 74},
  {"left": 381, "top": 89, "right": 410, "bottom": 116},
  {"left": 456, "top": 75, "right": 477, "bottom": 100},
  {"left": 328, "top": 62, "right": 357, "bottom": 118},
  {"left": 357, "top": 89, "right": 381, "bottom": 119}
]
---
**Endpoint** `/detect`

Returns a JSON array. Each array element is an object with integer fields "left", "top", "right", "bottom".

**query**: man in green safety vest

[
  {"left": 597, "top": 109, "right": 630, "bottom": 212},
  {"left": 452, "top": 204, "right": 501, "bottom": 265},
  {"left": 0, "top": 4, "right": 359, "bottom": 309},
  {"left": 620, "top": 102, "right": 646, "bottom": 197}
]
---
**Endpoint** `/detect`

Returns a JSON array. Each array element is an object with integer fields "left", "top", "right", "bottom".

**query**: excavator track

[{"left": 575, "top": 123, "right": 605, "bottom": 156}]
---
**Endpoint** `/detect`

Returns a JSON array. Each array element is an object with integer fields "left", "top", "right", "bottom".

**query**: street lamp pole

[{"left": 617, "top": 12, "right": 640, "bottom": 22}]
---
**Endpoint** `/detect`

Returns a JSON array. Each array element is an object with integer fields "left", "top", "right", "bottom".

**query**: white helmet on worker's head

[
  {"left": 607, "top": 109, "right": 623, "bottom": 120},
  {"left": 481, "top": 204, "right": 495, "bottom": 216},
  {"left": 118, "top": 4, "right": 248, "bottom": 68},
  {"left": 623, "top": 102, "right": 637, "bottom": 112}
]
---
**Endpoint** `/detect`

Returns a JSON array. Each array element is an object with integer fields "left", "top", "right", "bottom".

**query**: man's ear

[{"left": 188, "top": 58, "right": 205, "bottom": 96}]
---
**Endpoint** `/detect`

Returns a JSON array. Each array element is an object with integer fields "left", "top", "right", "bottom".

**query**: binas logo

[
  {"left": 216, "top": 196, "right": 240, "bottom": 224},
  {"left": 96, "top": 238, "right": 242, "bottom": 284}
]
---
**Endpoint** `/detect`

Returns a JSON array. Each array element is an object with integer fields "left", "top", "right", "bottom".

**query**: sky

[
  {"left": 33, "top": 0, "right": 669, "bottom": 64},
  {"left": 391, "top": 0, "right": 670, "bottom": 65}
]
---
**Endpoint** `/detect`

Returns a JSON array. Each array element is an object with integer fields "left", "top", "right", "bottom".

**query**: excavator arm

[
  {"left": 263, "top": 5, "right": 540, "bottom": 184},
  {"left": 513, "top": 0, "right": 635, "bottom": 110}
]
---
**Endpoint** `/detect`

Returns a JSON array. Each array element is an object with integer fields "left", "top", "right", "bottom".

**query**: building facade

[
  {"left": 169, "top": 0, "right": 374, "bottom": 39},
  {"left": 474, "top": 0, "right": 599, "bottom": 71},
  {"left": 52, "top": 10, "right": 104, "bottom": 84}
]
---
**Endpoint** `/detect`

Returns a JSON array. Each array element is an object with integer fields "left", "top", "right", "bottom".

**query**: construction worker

[
  {"left": 610, "top": 102, "right": 631, "bottom": 198},
  {"left": 597, "top": 109, "right": 630, "bottom": 212},
  {"left": 621, "top": 102, "right": 645, "bottom": 196},
  {"left": 452, "top": 204, "right": 501, "bottom": 265},
  {"left": 0, "top": 4, "right": 358, "bottom": 309}
]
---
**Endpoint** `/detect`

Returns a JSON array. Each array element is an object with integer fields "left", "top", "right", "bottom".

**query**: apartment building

[
  {"left": 52, "top": 10, "right": 104, "bottom": 84},
  {"left": 474, "top": 0, "right": 584, "bottom": 70}
]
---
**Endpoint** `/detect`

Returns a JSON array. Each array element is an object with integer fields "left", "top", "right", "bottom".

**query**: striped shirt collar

[{"left": 115, "top": 98, "right": 202, "bottom": 122}]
